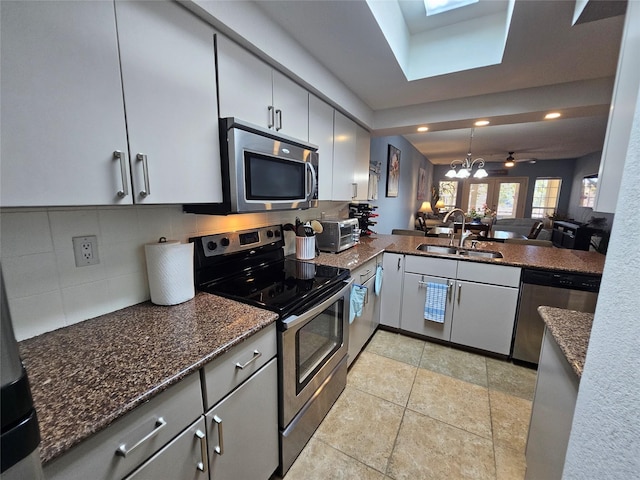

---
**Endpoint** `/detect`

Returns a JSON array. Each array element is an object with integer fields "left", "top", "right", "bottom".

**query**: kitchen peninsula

[{"left": 18, "top": 233, "right": 604, "bottom": 477}]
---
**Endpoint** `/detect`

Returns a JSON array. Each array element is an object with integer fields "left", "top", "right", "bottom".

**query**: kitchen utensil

[{"left": 310, "top": 220, "right": 323, "bottom": 234}]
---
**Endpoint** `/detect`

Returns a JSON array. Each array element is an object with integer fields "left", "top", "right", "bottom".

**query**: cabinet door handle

[
  {"left": 268, "top": 106, "right": 275, "bottom": 128},
  {"left": 397, "top": 258, "right": 401, "bottom": 270},
  {"left": 115, "top": 417, "right": 166, "bottom": 457},
  {"left": 212, "top": 415, "right": 224, "bottom": 455},
  {"left": 275, "top": 109, "right": 282, "bottom": 131},
  {"left": 195, "top": 429, "right": 207, "bottom": 472},
  {"left": 457, "top": 283, "right": 462, "bottom": 305},
  {"left": 448, "top": 281, "right": 453, "bottom": 303},
  {"left": 352, "top": 183, "right": 357, "bottom": 199},
  {"left": 235, "top": 350, "right": 262, "bottom": 370},
  {"left": 136, "top": 153, "right": 151, "bottom": 197},
  {"left": 359, "top": 269, "right": 372, "bottom": 279},
  {"left": 113, "top": 150, "right": 128, "bottom": 198}
]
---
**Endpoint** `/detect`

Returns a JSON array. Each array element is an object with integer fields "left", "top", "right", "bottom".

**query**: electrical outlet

[{"left": 72, "top": 235, "right": 99, "bottom": 267}]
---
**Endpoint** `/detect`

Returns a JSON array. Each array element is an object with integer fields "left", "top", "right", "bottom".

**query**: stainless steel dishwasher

[{"left": 512, "top": 269, "right": 600, "bottom": 365}]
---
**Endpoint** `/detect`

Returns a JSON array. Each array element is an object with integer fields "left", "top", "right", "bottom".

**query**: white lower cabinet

[
  {"left": 205, "top": 359, "right": 279, "bottom": 480},
  {"left": 124, "top": 417, "right": 208, "bottom": 480},
  {"left": 402, "top": 272, "right": 454, "bottom": 341},
  {"left": 400, "top": 255, "right": 521, "bottom": 355},
  {"left": 379, "top": 253, "right": 404, "bottom": 328}
]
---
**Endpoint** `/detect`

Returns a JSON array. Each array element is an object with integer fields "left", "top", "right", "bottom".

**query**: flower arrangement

[{"left": 482, "top": 204, "right": 496, "bottom": 218}]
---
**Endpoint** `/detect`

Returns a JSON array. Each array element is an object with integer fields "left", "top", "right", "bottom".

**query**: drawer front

[
  {"left": 44, "top": 373, "right": 203, "bottom": 480},
  {"left": 352, "top": 258, "right": 377, "bottom": 284},
  {"left": 404, "top": 254, "right": 458, "bottom": 278},
  {"left": 202, "top": 323, "right": 277, "bottom": 410},
  {"left": 456, "top": 261, "right": 521, "bottom": 287},
  {"left": 124, "top": 417, "right": 208, "bottom": 480}
]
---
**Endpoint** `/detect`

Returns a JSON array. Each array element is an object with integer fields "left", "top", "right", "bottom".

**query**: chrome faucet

[{"left": 443, "top": 208, "right": 472, "bottom": 248}]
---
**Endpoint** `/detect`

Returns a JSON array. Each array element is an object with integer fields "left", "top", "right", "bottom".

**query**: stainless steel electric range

[{"left": 190, "top": 225, "right": 352, "bottom": 476}]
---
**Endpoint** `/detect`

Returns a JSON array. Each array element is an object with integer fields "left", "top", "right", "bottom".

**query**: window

[
  {"left": 438, "top": 181, "right": 458, "bottom": 211},
  {"left": 461, "top": 177, "right": 529, "bottom": 219},
  {"left": 580, "top": 175, "right": 598, "bottom": 208},
  {"left": 531, "top": 178, "right": 562, "bottom": 219}
]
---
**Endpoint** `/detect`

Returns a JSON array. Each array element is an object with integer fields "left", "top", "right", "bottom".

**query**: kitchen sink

[
  {"left": 416, "top": 244, "right": 503, "bottom": 259},
  {"left": 416, "top": 245, "right": 459, "bottom": 255}
]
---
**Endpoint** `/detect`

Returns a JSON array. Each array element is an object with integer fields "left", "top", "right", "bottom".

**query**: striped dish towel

[{"left": 424, "top": 282, "right": 447, "bottom": 323}]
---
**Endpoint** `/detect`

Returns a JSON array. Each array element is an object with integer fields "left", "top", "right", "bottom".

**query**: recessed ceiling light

[
  {"left": 417, "top": 126, "right": 429, "bottom": 132},
  {"left": 474, "top": 120, "right": 490, "bottom": 126},
  {"left": 545, "top": 112, "right": 561, "bottom": 119}
]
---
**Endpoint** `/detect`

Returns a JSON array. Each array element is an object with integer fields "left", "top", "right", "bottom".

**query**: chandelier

[{"left": 445, "top": 128, "right": 488, "bottom": 179}]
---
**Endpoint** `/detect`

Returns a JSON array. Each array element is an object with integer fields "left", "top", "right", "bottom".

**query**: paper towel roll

[{"left": 144, "top": 239, "right": 195, "bottom": 306}]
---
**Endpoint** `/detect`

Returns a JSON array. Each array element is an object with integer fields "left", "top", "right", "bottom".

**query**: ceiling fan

[{"left": 504, "top": 152, "right": 538, "bottom": 167}]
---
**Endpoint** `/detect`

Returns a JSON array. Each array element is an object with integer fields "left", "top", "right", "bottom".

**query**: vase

[{"left": 471, "top": 218, "right": 482, "bottom": 224}]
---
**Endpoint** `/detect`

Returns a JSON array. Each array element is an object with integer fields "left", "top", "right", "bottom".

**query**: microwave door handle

[{"left": 306, "top": 162, "right": 317, "bottom": 199}]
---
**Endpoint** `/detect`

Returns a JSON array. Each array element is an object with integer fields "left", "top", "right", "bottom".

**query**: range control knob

[
  {"left": 274, "top": 230, "right": 281, "bottom": 238},
  {"left": 206, "top": 241, "right": 217, "bottom": 251},
  {"left": 220, "top": 237, "right": 230, "bottom": 247},
  {"left": 266, "top": 230, "right": 274, "bottom": 238}
]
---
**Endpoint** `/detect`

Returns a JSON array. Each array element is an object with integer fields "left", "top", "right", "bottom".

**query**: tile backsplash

[{"left": 1, "top": 202, "right": 347, "bottom": 340}]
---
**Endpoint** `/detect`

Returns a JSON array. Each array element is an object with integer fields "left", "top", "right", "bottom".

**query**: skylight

[{"left": 424, "top": 0, "right": 478, "bottom": 16}]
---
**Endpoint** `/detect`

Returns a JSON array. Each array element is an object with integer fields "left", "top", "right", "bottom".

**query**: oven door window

[
  {"left": 295, "top": 298, "right": 343, "bottom": 393},
  {"left": 244, "top": 151, "right": 306, "bottom": 200}
]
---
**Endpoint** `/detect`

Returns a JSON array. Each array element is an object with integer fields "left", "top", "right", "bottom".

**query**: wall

[
  {"left": 562, "top": 80, "right": 640, "bottom": 479},
  {"left": 369, "top": 135, "right": 433, "bottom": 234},
  {"left": 567, "top": 150, "right": 615, "bottom": 228},
  {"left": 432, "top": 158, "right": 576, "bottom": 218},
  {"left": 0, "top": 202, "right": 346, "bottom": 341}
]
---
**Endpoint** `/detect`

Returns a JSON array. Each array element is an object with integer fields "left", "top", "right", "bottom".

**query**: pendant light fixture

[{"left": 445, "top": 128, "right": 488, "bottom": 179}]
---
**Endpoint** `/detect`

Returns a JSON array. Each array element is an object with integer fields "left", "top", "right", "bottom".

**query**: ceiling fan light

[
  {"left": 445, "top": 168, "right": 458, "bottom": 178},
  {"left": 473, "top": 168, "right": 488, "bottom": 178},
  {"left": 504, "top": 160, "right": 515, "bottom": 168}
]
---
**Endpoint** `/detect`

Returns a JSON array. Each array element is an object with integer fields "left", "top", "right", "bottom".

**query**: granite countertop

[
  {"left": 309, "top": 234, "right": 605, "bottom": 275},
  {"left": 537, "top": 306, "right": 594, "bottom": 378},
  {"left": 18, "top": 292, "right": 278, "bottom": 465}
]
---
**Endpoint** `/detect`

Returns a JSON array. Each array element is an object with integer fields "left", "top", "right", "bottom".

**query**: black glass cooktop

[{"left": 198, "top": 258, "right": 349, "bottom": 317}]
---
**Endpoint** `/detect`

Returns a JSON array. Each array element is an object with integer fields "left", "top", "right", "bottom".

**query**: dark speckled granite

[
  {"left": 309, "top": 234, "right": 605, "bottom": 275},
  {"left": 18, "top": 292, "right": 277, "bottom": 464},
  {"left": 538, "top": 306, "right": 594, "bottom": 378}
]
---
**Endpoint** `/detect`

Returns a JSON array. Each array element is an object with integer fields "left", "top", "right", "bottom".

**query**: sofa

[{"left": 492, "top": 218, "right": 552, "bottom": 240}]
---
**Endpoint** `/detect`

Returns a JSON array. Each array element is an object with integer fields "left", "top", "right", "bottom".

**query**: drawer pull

[
  {"left": 235, "top": 350, "right": 262, "bottom": 370},
  {"left": 195, "top": 429, "right": 207, "bottom": 472},
  {"left": 213, "top": 415, "right": 224, "bottom": 455},
  {"left": 116, "top": 417, "right": 166, "bottom": 457}
]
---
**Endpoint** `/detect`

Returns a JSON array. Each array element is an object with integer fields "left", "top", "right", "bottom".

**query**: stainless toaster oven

[{"left": 316, "top": 219, "right": 359, "bottom": 253}]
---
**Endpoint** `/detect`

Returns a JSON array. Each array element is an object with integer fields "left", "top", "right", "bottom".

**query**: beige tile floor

[{"left": 282, "top": 329, "right": 537, "bottom": 480}]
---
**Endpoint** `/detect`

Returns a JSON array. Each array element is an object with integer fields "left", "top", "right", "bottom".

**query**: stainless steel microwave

[{"left": 184, "top": 117, "right": 318, "bottom": 215}]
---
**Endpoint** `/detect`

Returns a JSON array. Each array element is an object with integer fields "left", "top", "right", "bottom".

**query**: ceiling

[{"left": 254, "top": 0, "right": 626, "bottom": 165}]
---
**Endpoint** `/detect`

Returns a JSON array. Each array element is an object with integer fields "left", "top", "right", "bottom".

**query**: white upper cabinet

[
  {"left": 115, "top": 1, "right": 222, "bottom": 205},
  {"left": 355, "top": 124, "right": 372, "bottom": 201},
  {"left": 332, "top": 111, "right": 358, "bottom": 201},
  {"left": 217, "top": 35, "right": 309, "bottom": 141},
  {"left": 1, "top": 1, "right": 129, "bottom": 207},
  {"left": 595, "top": 0, "right": 640, "bottom": 213},
  {"left": 309, "top": 95, "right": 335, "bottom": 200},
  {"left": 0, "top": 1, "right": 222, "bottom": 207},
  {"left": 332, "top": 111, "right": 370, "bottom": 201}
]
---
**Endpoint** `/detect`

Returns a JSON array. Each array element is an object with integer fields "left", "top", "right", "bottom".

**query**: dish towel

[
  {"left": 424, "top": 282, "right": 447, "bottom": 323},
  {"left": 350, "top": 284, "right": 367, "bottom": 324},
  {"left": 374, "top": 265, "right": 383, "bottom": 296}
]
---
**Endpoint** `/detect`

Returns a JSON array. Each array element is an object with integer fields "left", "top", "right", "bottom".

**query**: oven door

[{"left": 279, "top": 278, "right": 352, "bottom": 428}]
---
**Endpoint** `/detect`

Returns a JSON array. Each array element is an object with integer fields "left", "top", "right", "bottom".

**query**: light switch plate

[{"left": 72, "top": 235, "right": 99, "bottom": 267}]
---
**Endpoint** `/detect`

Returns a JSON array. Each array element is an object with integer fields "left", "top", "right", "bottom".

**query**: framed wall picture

[
  {"left": 417, "top": 167, "right": 426, "bottom": 200},
  {"left": 386, "top": 144, "right": 400, "bottom": 197}
]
